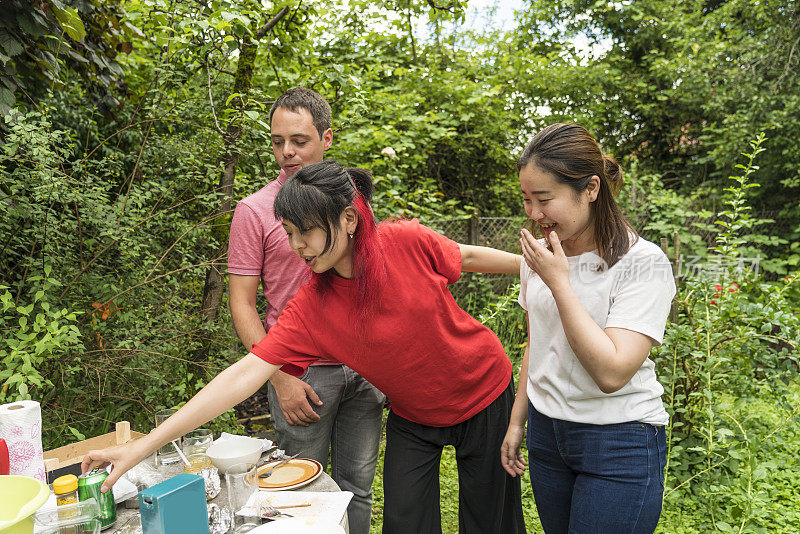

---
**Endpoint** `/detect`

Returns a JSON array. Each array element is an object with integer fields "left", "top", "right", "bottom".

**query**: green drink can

[{"left": 77, "top": 468, "right": 117, "bottom": 530}]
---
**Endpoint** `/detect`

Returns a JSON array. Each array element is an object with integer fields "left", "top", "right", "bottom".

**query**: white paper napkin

[
  {"left": 241, "top": 490, "right": 353, "bottom": 526},
  {"left": 110, "top": 473, "right": 138, "bottom": 503}
]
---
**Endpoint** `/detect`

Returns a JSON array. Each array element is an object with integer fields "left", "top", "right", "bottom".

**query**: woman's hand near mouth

[{"left": 520, "top": 228, "right": 570, "bottom": 291}]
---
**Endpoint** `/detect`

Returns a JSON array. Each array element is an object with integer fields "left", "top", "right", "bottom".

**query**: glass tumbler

[
  {"left": 182, "top": 428, "right": 213, "bottom": 456},
  {"left": 225, "top": 463, "right": 262, "bottom": 533},
  {"left": 154, "top": 408, "right": 180, "bottom": 465}
]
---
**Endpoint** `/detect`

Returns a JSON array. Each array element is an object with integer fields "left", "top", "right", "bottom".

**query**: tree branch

[
  {"left": 206, "top": 54, "right": 225, "bottom": 135},
  {"left": 145, "top": 210, "right": 231, "bottom": 282},
  {"left": 427, "top": 0, "right": 458, "bottom": 12},
  {"left": 212, "top": 65, "right": 236, "bottom": 76},
  {"left": 255, "top": 5, "right": 291, "bottom": 40}
]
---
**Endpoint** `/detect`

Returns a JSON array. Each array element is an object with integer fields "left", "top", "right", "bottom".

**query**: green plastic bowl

[{"left": 0, "top": 475, "right": 50, "bottom": 534}]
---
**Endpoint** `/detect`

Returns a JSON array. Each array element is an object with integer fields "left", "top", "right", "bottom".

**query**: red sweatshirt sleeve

[
  {"left": 412, "top": 220, "right": 462, "bottom": 284},
  {"left": 249, "top": 288, "right": 324, "bottom": 376}
]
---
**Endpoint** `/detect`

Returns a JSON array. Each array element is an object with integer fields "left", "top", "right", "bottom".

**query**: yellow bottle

[
  {"left": 53, "top": 474, "right": 80, "bottom": 533},
  {"left": 53, "top": 474, "right": 79, "bottom": 506}
]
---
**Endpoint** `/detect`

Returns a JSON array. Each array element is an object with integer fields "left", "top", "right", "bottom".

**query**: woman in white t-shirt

[{"left": 500, "top": 123, "right": 676, "bottom": 534}]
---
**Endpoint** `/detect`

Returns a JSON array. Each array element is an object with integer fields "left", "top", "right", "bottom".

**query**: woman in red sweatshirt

[{"left": 83, "top": 160, "right": 525, "bottom": 534}]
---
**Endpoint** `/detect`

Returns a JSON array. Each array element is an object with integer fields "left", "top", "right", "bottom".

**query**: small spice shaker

[{"left": 53, "top": 474, "right": 80, "bottom": 506}]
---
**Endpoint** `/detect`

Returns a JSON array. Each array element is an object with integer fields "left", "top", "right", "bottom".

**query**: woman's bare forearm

[
  {"left": 550, "top": 283, "right": 651, "bottom": 393},
  {"left": 509, "top": 341, "right": 530, "bottom": 428},
  {"left": 460, "top": 244, "right": 521, "bottom": 274},
  {"left": 139, "top": 353, "right": 279, "bottom": 454}
]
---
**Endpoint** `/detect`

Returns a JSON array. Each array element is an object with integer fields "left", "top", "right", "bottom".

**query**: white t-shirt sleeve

[{"left": 605, "top": 247, "right": 676, "bottom": 345}]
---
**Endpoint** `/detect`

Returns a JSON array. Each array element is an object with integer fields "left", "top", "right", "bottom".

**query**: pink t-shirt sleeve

[
  {"left": 228, "top": 201, "right": 263, "bottom": 276},
  {"left": 250, "top": 290, "right": 324, "bottom": 376}
]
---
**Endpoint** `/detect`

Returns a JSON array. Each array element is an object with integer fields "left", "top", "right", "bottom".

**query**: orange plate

[{"left": 257, "top": 458, "right": 323, "bottom": 491}]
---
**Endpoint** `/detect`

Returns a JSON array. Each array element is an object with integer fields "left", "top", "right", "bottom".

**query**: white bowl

[{"left": 205, "top": 438, "right": 263, "bottom": 473}]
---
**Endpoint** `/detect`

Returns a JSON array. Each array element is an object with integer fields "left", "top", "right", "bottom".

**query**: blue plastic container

[{"left": 138, "top": 473, "right": 209, "bottom": 534}]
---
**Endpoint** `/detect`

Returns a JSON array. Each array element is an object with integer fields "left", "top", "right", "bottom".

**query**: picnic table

[
  {"left": 114, "top": 453, "right": 350, "bottom": 533},
  {"left": 42, "top": 423, "right": 350, "bottom": 532}
]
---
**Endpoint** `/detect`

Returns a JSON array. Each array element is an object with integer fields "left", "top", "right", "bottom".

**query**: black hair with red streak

[{"left": 274, "top": 160, "right": 386, "bottom": 311}]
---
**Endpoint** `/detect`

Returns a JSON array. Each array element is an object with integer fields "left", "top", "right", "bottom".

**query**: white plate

[
  {"left": 256, "top": 458, "right": 323, "bottom": 491},
  {"left": 250, "top": 517, "right": 345, "bottom": 534}
]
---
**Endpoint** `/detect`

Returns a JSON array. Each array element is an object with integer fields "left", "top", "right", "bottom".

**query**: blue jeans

[
  {"left": 527, "top": 404, "right": 666, "bottom": 534},
  {"left": 268, "top": 365, "right": 385, "bottom": 534}
]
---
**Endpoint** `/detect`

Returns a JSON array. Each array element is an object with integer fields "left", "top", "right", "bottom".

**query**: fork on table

[
  {"left": 258, "top": 452, "right": 301, "bottom": 479},
  {"left": 260, "top": 502, "right": 294, "bottom": 519}
]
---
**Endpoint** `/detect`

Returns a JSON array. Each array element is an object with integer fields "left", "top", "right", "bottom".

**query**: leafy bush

[
  {"left": 654, "top": 136, "right": 800, "bottom": 532},
  {"left": 0, "top": 105, "right": 244, "bottom": 446},
  {"left": 0, "top": 272, "right": 83, "bottom": 403}
]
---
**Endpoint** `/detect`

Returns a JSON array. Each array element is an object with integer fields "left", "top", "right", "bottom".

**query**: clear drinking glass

[
  {"left": 154, "top": 408, "right": 180, "bottom": 465},
  {"left": 225, "top": 463, "right": 261, "bottom": 533},
  {"left": 182, "top": 428, "right": 213, "bottom": 456}
]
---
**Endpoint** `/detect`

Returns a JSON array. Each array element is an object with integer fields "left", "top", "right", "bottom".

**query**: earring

[{"left": 349, "top": 232, "right": 354, "bottom": 239}]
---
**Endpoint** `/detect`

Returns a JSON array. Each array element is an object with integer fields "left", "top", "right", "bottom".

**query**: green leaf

[
  {"left": 67, "top": 49, "right": 90, "bottom": 65},
  {"left": 0, "top": 30, "right": 24, "bottom": 57},
  {"left": 0, "top": 87, "right": 14, "bottom": 107},
  {"left": 6, "top": 373, "right": 22, "bottom": 385},
  {"left": 0, "top": 74, "right": 15, "bottom": 90},
  {"left": 16, "top": 13, "right": 44, "bottom": 38},
  {"left": 225, "top": 93, "right": 243, "bottom": 106},
  {"left": 52, "top": 6, "right": 87, "bottom": 43},
  {"left": 243, "top": 110, "right": 260, "bottom": 121}
]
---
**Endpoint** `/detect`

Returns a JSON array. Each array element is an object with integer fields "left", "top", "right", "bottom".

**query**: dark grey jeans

[{"left": 267, "top": 364, "right": 385, "bottom": 534}]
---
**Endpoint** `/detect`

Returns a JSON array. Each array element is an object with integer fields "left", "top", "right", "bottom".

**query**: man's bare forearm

[
  {"left": 231, "top": 301, "right": 268, "bottom": 350},
  {"left": 229, "top": 297, "right": 294, "bottom": 387}
]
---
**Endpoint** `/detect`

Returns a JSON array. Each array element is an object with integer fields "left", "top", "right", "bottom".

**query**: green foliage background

[{"left": 1, "top": 0, "right": 799, "bottom": 531}]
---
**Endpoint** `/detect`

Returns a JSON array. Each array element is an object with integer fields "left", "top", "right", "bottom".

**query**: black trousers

[{"left": 382, "top": 380, "right": 526, "bottom": 534}]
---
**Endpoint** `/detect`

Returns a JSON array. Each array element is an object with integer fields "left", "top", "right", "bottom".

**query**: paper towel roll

[{"left": 0, "top": 400, "right": 46, "bottom": 482}]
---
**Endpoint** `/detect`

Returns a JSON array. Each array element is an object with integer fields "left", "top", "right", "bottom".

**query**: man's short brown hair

[{"left": 269, "top": 87, "right": 332, "bottom": 139}]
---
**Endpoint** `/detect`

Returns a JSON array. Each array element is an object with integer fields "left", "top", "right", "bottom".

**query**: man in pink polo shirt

[{"left": 227, "top": 87, "right": 384, "bottom": 534}]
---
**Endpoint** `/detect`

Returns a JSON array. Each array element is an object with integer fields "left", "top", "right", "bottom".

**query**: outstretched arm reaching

[
  {"left": 81, "top": 353, "right": 280, "bottom": 492},
  {"left": 459, "top": 244, "right": 521, "bottom": 274}
]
